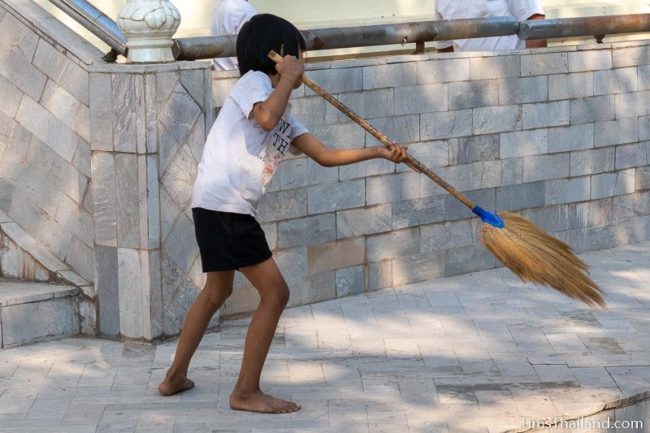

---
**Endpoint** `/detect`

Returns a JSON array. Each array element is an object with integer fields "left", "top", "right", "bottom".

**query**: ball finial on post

[{"left": 117, "top": 0, "right": 181, "bottom": 63}]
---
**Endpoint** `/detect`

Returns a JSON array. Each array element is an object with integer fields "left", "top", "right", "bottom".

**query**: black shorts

[{"left": 192, "top": 208, "right": 272, "bottom": 272}]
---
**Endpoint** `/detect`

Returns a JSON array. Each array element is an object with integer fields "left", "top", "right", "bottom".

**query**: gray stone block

[
  {"left": 305, "top": 68, "right": 362, "bottom": 95},
  {"left": 335, "top": 266, "right": 365, "bottom": 297},
  {"left": 160, "top": 144, "right": 195, "bottom": 211},
  {"left": 339, "top": 88, "right": 395, "bottom": 120},
  {"left": 596, "top": 118, "right": 638, "bottom": 147},
  {"left": 368, "top": 259, "right": 392, "bottom": 291},
  {"left": 449, "top": 134, "right": 499, "bottom": 164},
  {"left": 0, "top": 177, "right": 15, "bottom": 211},
  {"left": 111, "top": 74, "right": 138, "bottom": 153},
  {"left": 88, "top": 73, "right": 113, "bottom": 151},
  {"left": 616, "top": 143, "right": 648, "bottom": 169},
  {"left": 306, "top": 271, "right": 336, "bottom": 304},
  {"left": 163, "top": 213, "right": 198, "bottom": 274},
  {"left": 637, "top": 167, "right": 650, "bottom": 191},
  {"left": 64, "top": 237, "right": 94, "bottom": 282},
  {"left": 256, "top": 189, "right": 308, "bottom": 223},
  {"left": 522, "top": 203, "right": 582, "bottom": 232},
  {"left": 521, "top": 52, "right": 568, "bottom": 76},
  {"left": 420, "top": 219, "right": 477, "bottom": 253},
  {"left": 470, "top": 55, "right": 520, "bottom": 80},
  {"left": 115, "top": 154, "right": 140, "bottom": 249},
  {"left": 308, "top": 238, "right": 364, "bottom": 275},
  {"left": 41, "top": 80, "right": 90, "bottom": 142},
  {"left": 16, "top": 96, "right": 80, "bottom": 163},
  {"left": 96, "top": 246, "right": 120, "bottom": 336},
  {"left": 445, "top": 188, "right": 496, "bottom": 221},
  {"left": 568, "top": 50, "right": 613, "bottom": 72},
  {"left": 307, "top": 180, "right": 365, "bottom": 215},
  {"left": 92, "top": 152, "right": 117, "bottom": 247},
  {"left": 397, "top": 140, "right": 448, "bottom": 173},
  {"left": 500, "top": 129, "right": 548, "bottom": 158},
  {"left": 364, "top": 62, "right": 417, "bottom": 89},
  {"left": 591, "top": 169, "right": 636, "bottom": 200},
  {"left": 497, "top": 181, "right": 546, "bottom": 211},
  {"left": 570, "top": 148, "right": 615, "bottom": 177},
  {"left": 548, "top": 72, "right": 594, "bottom": 100},
  {"left": 615, "top": 91, "right": 650, "bottom": 119},
  {"left": 594, "top": 67, "right": 638, "bottom": 95},
  {"left": 33, "top": 39, "right": 89, "bottom": 105},
  {"left": 367, "top": 228, "right": 420, "bottom": 262},
  {"left": 639, "top": 65, "right": 650, "bottom": 91},
  {"left": 570, "top": 95, "right": 616, "bottom": 124},
  {"left": 395, "top": 83, "right": 447, "bottom": 115},
  {"left": 420, "top": 110, "right": 472, "bottom": 140},
  {"left": 340, "top": 158, "right": 394, "bottom": 180},
  {"left": 2, "top": 296, "right": 79, "bottom": 347},
  {"left": 393, "top": 196, "right": 446, "bottom": 229},
  {"left": 501, "top": 157, "right": 524, "bottom": 186},
  {"left": 548, "top": 123, "right": 594, "bottom": 153},
  {"left": 0, "top": 74, "right": 23, "bottom": 118},
  {"left": 546, "top": 177, "right": 591, "bottom": 205},
  {"left": 0, "top": 12, "right": 39, "bottom": 58},
  {"left": 449, "top": 80, "right": 498, "bottom": 110},
  {"left": 419, "top": 58, "right": 470, "bottom": 83},
  {"left": 117, "top": 248, "right": 143, "bottom": 339},
  {"left": 439, "top": 161, "right": 502, "bottom": 193},
  {"left": 392, "top": 251, "right": 445, "bottom": 286},
  {"left": 612, "top": 45, "right": 650, "bottom": 68},
  {"left": 524, "top": 153, "right": 570, "bottom": 183},
  {"left": 365, "top": 115, "right": 420, "bottom": 147},
  {"left": 337, "top": 204, "right": 392, "bottom": 238},
  {"left": 279, "top": 157, "right": 339, "bottom": 189},
  {"left": 0, "top": 43, "right": 46, "bottom": 101},
  {"left": 445, "top": 244, "right": 496, "bottom": 277},
  {"left": 499, "top": 76, "right": 548, "bottom": 104},
  {"left": 311, "top": 122, "right": 365, "bottom": 149},
  {"left": 473, "top": 105, "right": 522, "bottom": 135},
  {"left": 523, "top": 101, "right": 570, "bottom": 129},
  {"left": 277, "top": 213, "right": 336, "bottom": 249},
  {"left": 159, "top": 82, "right": 202, "bottom": 172},
  {"left": 366, "top": 172, "right": 421, "bottom": 205}
]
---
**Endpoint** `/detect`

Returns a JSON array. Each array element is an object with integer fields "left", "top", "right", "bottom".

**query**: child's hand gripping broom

[{"left": 269, "top": 51, "right": 605, "bottom": 307}]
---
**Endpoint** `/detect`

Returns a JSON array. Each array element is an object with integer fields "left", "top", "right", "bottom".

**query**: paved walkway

[{"left": 1, "top": 241, "right": 649, "bottom": 433}]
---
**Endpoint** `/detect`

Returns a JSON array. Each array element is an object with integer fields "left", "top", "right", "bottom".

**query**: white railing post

[{"left": 117, "top": 0, "right": 180, "bottom": 63}]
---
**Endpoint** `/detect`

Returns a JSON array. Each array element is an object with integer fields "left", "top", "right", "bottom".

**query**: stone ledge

[{"left": 0, "top": 280, "right": 79, "bottom": 306}]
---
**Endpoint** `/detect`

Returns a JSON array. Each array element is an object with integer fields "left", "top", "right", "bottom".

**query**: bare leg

[
  {"left": 159, "top": 270, "right": 234, "bottom": 396},
  {"left": 229, "top": 258, "right": 301, "bottom": 413}
]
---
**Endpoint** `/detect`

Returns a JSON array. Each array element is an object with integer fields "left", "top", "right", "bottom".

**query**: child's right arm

[{"left": 250, "top": 55, "right": 304, "bottom": 131}]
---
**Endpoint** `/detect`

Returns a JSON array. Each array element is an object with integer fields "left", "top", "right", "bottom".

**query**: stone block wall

[
  {"left": 0, "top": 0, "right": 97, "bottom": 288},
  {"left": 212, "top": 43, "right": 650, "bottom": 316}
]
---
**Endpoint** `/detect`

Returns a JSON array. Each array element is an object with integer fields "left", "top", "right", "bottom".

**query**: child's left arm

[{"left": 292, "top": 133, "right": 408, "bottom": 167}]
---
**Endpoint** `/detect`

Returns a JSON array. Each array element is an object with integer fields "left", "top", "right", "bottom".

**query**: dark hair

[{"left": 236, "top": 14, "right": 306, "bottom": 76}]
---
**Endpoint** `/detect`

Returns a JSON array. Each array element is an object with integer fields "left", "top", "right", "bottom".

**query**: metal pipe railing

[
  {"left": 44, "top": 0, "right": 650, "bottom": 63},
  {"left": 519, "top": 14, "right": 650, "bottom": 42},
  {"left": 172, "top": 17, "right": 519, "bottom": 61},
  {"left": 47, "top": 0, "right": 126, "bottom": 56}
]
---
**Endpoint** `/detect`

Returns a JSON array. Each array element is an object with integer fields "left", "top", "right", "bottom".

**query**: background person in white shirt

[
  {"left": 211, "top": 0, "right": 258, "bottom": 70},
  {"left": 434, "top": 0, "right": 547, "bottom": 52}
]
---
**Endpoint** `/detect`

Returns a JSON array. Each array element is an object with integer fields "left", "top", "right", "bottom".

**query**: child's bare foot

[
  {"left": 158, "top": 372, "right": 195, "bottom": 396},
  {"left": 229, "top": 390, "right": 301, "bottom": 413}
]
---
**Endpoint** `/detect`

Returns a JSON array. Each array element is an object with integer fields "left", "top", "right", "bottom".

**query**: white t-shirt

[
  {"left": 434, "top": 0, "right": 544, "bottom": 52},
  {"left": 192, "top": 71, "right": 309, "bottom": 216},
  {"left": 211, "top": 0, "right": 258, "bottom": 71}
]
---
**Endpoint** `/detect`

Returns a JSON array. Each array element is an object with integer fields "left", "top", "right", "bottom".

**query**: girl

[{"left": 159, "top": 13, "right": 407, "bottom": 414}]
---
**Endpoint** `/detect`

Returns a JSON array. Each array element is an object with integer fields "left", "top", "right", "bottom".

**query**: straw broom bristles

[{"left": 481, "top": 211, "right": 605, "bottom": 307}]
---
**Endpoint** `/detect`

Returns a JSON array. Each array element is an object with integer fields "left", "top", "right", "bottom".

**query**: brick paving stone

[{"left": 0, "top": 241, "right": 649, "bottom": 433}]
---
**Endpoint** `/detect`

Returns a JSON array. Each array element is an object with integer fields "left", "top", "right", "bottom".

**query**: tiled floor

[{"left": 1, "top": 241, "right": 649, "bottom": 432}]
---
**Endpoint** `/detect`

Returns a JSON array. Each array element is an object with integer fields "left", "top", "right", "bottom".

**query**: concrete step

[{"left": 0, "top": 281, "right": 80, "bottom": 349}]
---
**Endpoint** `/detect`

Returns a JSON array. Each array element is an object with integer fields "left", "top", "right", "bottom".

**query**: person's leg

[
  {"left": 229, "top": 258, "right": 300, "bottom": 413},
  {"left": 159, "top": 270, "right": 235, "bottom": 396}
]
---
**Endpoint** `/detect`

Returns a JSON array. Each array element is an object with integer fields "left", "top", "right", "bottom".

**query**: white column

[{"left": 117, "top": 0, "right": 181, "bottom": 63}]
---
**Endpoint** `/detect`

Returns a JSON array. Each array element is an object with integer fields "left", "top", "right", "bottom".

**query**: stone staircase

[
  {"left": 0, "top": 280, "right": 80, "bottom": 348},
  {"left": 0, "top": 218, "right": 83, "bottom": 349}
]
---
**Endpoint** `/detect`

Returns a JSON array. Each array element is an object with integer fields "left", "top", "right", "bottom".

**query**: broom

[{"left": 268, "top": 51, "right": 604, "bottom": 307}]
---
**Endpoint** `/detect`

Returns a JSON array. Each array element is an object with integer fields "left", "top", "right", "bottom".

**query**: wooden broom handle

[{"left": 268, "top": 51, "right": 476, "bottom": 210}]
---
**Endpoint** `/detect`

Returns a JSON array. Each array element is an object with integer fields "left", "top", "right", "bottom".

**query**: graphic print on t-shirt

[{"left": 260, "top": 117, "right": 292, "bottom": 189}]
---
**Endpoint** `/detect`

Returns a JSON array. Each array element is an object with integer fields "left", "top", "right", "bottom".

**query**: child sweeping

[{"left": 158, "top": 13, "right": 408, "bottom": 414}]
